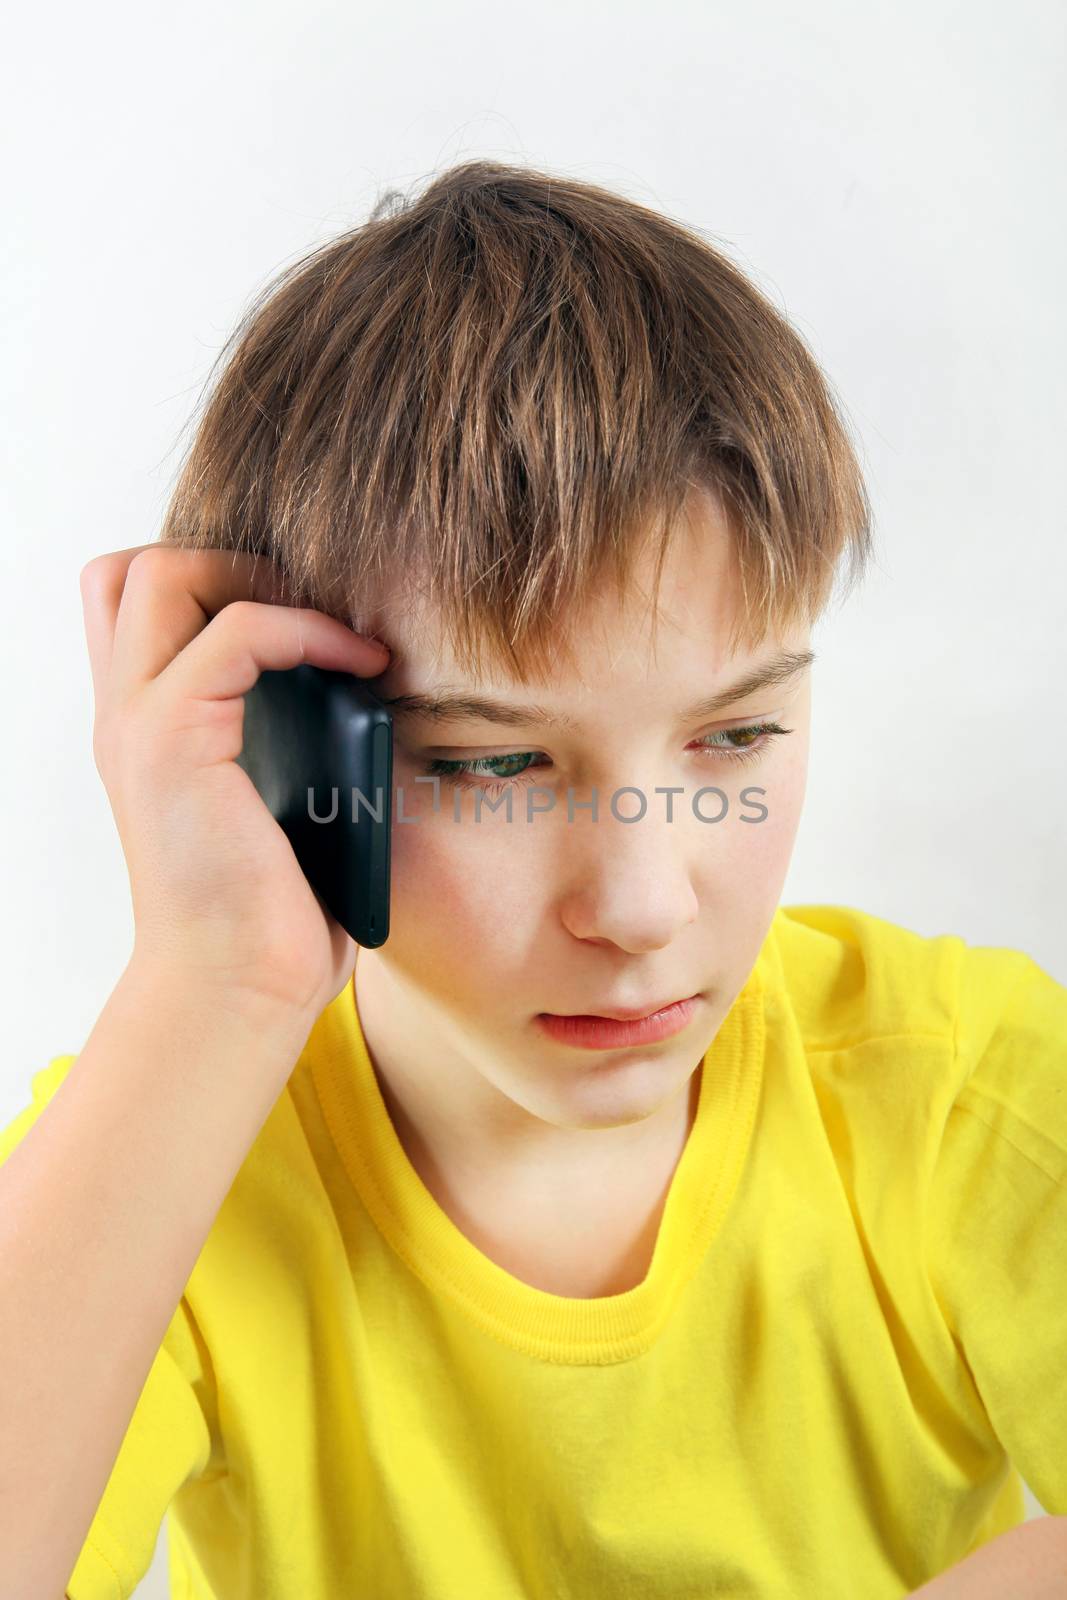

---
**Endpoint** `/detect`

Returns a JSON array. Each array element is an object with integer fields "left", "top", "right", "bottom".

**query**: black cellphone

[{"left": 235, "top": 664, "right": 393, "bottom": 948}]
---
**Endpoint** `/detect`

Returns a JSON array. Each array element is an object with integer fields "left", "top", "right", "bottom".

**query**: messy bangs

[{"left": 159, "top": 159, "right": 873, "bottom": 684}]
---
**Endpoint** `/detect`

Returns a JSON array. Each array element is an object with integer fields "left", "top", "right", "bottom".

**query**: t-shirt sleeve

[
  {"left": 924, "top": 945, "right": 1067, "bottom": 1516},
  {"left": 0, "top": 1053, "right": 226, "bottom": 1600}
]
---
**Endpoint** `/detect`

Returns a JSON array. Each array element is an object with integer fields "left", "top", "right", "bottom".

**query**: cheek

[
  {"left": 750, "top": 746, "right": 808, "bottom": 877},
  {"left": 387, "top": 803, "right": 547, "bottom": 932},
  {"left": 383, "top": 819, "right": 548, "bottom": 1007},
  {"left": 701, "top": 742, "right": 808, "bottom": 894}
]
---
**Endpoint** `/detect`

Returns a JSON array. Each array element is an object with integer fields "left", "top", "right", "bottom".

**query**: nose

[{"left": 556, "top": 791, "right": 700, "bottom": 952}]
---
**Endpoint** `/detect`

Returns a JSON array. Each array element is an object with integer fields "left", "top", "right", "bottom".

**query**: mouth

[
  {"left": 542, "top": 994, "right": 700, "bottom": 1023},
  {"left": 534, "top": 994, "right": 703, "bottom": 1051}
]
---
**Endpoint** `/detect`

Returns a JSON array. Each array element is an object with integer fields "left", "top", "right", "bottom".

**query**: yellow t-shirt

[{"left": 3, "top": 903, "right": 1065, "bottom": 1599}]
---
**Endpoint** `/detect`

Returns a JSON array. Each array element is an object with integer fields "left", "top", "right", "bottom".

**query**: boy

[{"left": 1, "top": 160, "right": 1064, "bottom": 1599}]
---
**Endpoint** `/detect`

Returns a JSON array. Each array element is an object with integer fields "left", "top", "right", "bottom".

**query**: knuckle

[
  {"left": 126, "top": 546, "right": 171, "bottom": 583},
  {"left": 216, "top": 597, "right": 260, "bottom": 629},
  {"left": 79, "top": 552, "right": 117, "bottom": 596}
]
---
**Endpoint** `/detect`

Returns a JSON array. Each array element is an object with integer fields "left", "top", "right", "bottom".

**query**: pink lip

[
  {"left": 534, "top": 995, "right": 701, "bottom": 1051},
  {"left": 568, "top": 999, "right": 685, "bottom": 1021}
]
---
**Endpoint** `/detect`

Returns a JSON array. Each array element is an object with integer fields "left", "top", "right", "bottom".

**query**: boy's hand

[{"left": 79, "top": 542, "right": 391, "bottom": 1026}]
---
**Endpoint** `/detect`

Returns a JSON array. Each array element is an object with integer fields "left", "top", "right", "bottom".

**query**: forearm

[
  {"left": 0, "top": 961, "right": 313, "bottom": 1600},
  {"left": 908, "top": 1515, "right": 1067, "bottom": 1598}
]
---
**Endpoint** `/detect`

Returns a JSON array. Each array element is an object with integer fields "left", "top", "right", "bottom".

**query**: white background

[{"left": 2, "top": 0, "right": 1063, "bottom": 1587}]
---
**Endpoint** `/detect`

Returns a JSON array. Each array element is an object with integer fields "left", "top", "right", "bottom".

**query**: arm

[
  {"left": 907, "top": 1515, "right": 1067, "bottom": 1598},
  {"left": 0, "top": 964, "right": 312, "bottom": 1600}
]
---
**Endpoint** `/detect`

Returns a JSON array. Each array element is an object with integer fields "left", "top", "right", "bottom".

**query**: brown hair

[{"left": 160, "top": 158, "right": 873, "bottom": 684}]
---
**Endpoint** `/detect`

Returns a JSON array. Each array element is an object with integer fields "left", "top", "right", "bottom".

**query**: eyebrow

[{"left": 379, "top": 647, "right": 815, "bottom": 730}]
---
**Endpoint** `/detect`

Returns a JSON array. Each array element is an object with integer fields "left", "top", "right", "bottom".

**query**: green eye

[
  {"left": 420, "top": 722, "right": 792, "bottom": 794},
  {"left": 427, "top": 751, "right": 542, "bottom": 783}
]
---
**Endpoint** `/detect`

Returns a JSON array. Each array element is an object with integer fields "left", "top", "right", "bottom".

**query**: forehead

[{"left": 366, "top": 489, "right": 751, "bottom": 690}]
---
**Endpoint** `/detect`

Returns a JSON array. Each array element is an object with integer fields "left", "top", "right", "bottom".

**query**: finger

[
  {"left": 107, "top": 546, "right": 309, "bottom": 700},
  {"left": 80, "top": 541, "right": 276, "bottom": 698},
  {"left": 80, "top": 543, "right": 164, "bottom": 704},
  {"left": 158, "top": 596, "right": 392, "bottom": 705}
]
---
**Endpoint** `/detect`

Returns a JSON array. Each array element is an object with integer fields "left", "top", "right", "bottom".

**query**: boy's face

[{"left": 357, "top": 491, "right": 811, "bottom": 1135}]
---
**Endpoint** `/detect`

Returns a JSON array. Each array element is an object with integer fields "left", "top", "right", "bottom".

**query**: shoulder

[
  {"left": 769, "top": 902, "right": 965, "bottom": 1049},
  {"left": 945, "top": 934, "right": 1067, "bottom": 1187},
  {"left": 769, "top": 901, "right": 1067, "bottom": 1153}
]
